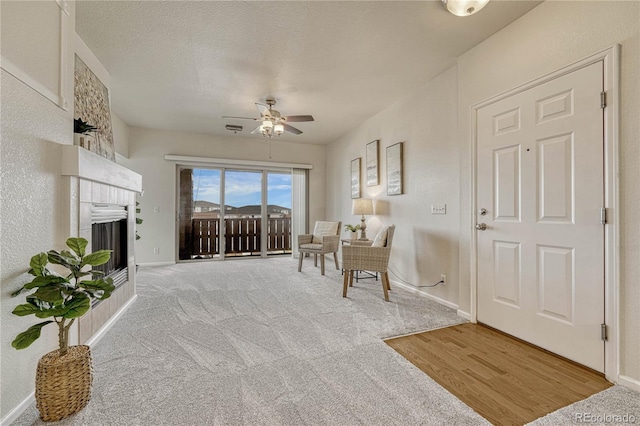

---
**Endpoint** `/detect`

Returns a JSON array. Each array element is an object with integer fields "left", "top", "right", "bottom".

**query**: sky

[{"left": 191, "top": 168, "right": 291, "bottom": 208}]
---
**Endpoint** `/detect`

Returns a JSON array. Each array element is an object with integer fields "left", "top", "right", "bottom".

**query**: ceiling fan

[{"left": 222, "top": 98, "right": 314, "bottom": 137}]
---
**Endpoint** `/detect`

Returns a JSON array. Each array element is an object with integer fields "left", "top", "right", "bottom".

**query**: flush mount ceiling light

[{"left": 442, "top": 0, "right": 490, "bottom": 16}]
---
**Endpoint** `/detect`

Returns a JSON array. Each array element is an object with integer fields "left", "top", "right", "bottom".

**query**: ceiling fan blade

[
  {"left": 250, "top": 125, "right": 262, "bottom": 135},
  {"left": 222, "top": 116, "right": 259, "bottom": 121},
  {"left": 283, "top": 123, "right": 303, "bottom": 135},
  {"left": 283, "top": 115, "right": 314, "bottom": 122},
  {"left": 255, "top": 103, "right": 270, "bottom": 117}
]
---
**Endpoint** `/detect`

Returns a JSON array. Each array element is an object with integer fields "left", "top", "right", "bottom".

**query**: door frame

[{"left": 469, "top": 46, "right": 620, "bottom": 382}]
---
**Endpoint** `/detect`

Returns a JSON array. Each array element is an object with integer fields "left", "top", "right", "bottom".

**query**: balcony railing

[{"left": 192, "top": 217, "right": 291, "bottom": 257}]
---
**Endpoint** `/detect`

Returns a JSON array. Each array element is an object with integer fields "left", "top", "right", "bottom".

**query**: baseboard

[
  {"left": 136, "top": 261, "right": 176, "bottom": 267},
  {"left": 457, "top": 309, "right": 471, "bottom": 320},
  {"left": 618, "top": 375, "right": 640, "bottom": 392},
  {"left": 0, "top": 392, "right": 35, "bottom": 426},
  {"left": 390, "top": 279, "right": 459, "bottom": 311},
  {"left": 86, "top": 294, "right": 137, "bottom": 347}
]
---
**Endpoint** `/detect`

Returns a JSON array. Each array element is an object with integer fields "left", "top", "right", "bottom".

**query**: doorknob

[{"left": 476, "top": 223, "right": 487, "bottom": 231}]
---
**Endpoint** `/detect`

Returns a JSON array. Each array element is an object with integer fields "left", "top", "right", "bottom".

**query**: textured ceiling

[{"left": 76, "top": 1, "right": 541, "bottom": 145}]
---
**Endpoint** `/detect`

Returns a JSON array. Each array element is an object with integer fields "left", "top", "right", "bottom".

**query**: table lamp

[{"left": 352, "top": 198, "right": 374, "bottom": 239}]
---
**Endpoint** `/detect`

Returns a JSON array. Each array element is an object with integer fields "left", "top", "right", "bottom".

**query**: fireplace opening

[{"left": 91, "top": 205, "right": 128, "bottom": 301}]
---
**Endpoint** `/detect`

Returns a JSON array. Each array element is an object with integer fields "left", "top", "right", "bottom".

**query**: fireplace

[
  {"left": 61, "top": 145, "right": 142, "bottom": 343},
  {"left": 91, "top": 206, "right": 129, "bottom": 294}
]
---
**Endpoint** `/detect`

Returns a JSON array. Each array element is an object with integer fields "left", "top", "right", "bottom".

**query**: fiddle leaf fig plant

[{"left": 11, "top": 238, "right": 114, "bottom": 356}]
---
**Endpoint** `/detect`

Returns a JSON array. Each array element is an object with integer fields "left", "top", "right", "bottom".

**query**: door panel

[
  {"left": 493, "top": 240, "right": 521, "bottom": 307},
  {"left": 477, "top": 61, "right": 605, "bottom": 371},
  {"left": 494, "top": 145, "right": 521, "bottom": 222}
]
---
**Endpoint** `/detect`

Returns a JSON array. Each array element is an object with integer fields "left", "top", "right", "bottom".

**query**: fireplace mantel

[{"left": 61, "top": 145, "right": 142, "bottom": 192}]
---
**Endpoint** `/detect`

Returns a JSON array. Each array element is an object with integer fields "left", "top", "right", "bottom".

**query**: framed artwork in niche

[
  {"left": 351, "top": 158, "right": 361, "bottom": 199},
  {"left": 366, "top": 139, "right": 379, "bottom": 187},
  {"left": 386, "top": 142, "right": 403, "bottom": 195}
]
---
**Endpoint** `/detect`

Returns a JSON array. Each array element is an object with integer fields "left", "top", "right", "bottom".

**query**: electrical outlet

[
  {"left": 431, "top": 204, "right": 447, "bottom": 215},
  {"left": 440, "top": 274, "right": 446, "bottom": 286},
  {"left": 153, "top": 247, "right": 159, "bottom": 254}
]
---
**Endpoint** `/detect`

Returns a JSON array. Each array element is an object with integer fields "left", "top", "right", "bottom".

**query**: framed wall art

[
  {"left": 366, "top": 139, "right": 379, "bottom": 187},
  {"left": 350, "top": 158, "right": 361, "bottom": 199},
  {"left": 386, "top": 142, "right": 403, "bottom": 195},
  {"left": 74, "top": 55, "right": 115, "bottom": 162}
]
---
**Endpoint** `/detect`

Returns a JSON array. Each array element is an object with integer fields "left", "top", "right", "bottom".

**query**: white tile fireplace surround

[{"left": 61, "top": 145, "right": 142, "bottom": 343}]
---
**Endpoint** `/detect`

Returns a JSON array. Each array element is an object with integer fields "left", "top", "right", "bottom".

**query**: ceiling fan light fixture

[
  {"left": 442, "top": 0, "right": 489, "bottom": 16},
  {"left": 223, "top": 98, "right": 312, "bottom": 138}
]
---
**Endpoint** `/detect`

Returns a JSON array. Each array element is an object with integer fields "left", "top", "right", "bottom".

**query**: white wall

[
  {"left": 112, "top": 112, "right": 130, "bottom": 157},
  {"left": 0, "top": 2, "right": 76, "bottom": 419},
  {"left": 119, "top": 127, "right": 326, "bottom": 264},
  {"left": 326, "top": 67, "right": 460, "bottom": 305},
  {"left": 456, "top": 0, "right": 639, "bottom": 383}
]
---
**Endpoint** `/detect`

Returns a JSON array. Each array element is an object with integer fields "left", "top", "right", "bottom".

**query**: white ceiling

[{"left": 76, "top": 1, "right": 541, "bottom": 145}]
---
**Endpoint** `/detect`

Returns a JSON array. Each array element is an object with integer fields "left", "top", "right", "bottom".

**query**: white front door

[{"left": 476, "top": 62, "right": 605, "bottom": 371}]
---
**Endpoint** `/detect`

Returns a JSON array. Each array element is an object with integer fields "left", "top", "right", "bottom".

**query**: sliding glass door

[
  {"left": 223, "top": 170, "right": 263, "bottom": 258},
  {"left": 266, "top": 172, "right": 292, "bottom": 256},
  {"left": 178, "top": 167, "right": 222, "bottom": 261},
  {"left": 177, "top": 167, "right": 293, "bottom": 261}
]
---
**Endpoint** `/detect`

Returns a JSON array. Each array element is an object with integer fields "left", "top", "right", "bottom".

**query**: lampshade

[
  {"left": 352, "top": 198, "right": 373, "bottom": 216},
  {"left": 442, "top": 0, "right": 489, "bottom": 16},
  {"left": 262, "top": 120, "right": 273, "bottom": 129},
  {"left": 274, "top": 123, "right": 284, "bottom": 135}
]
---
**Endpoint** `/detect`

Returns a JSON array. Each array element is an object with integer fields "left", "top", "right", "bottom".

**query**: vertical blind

[{"left": 291, "top": 168, "right": 309, "bottom": 258}]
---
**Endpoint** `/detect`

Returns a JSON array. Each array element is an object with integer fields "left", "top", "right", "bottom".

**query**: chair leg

[
  {"left": 382, "top": 273, "right": 390, "bottom": 302},
  {"left": 298, "top": 253, "right": 303, "bottom": 272},
  {"left": 333, "top": 252, "right": 339, "bottom": 270},
  {"left": 343, "top": 269, "right": 350, "bottom": 297},
  {"left": 314, "top": 254, "right": 318, "bottom": 267},
  {"left": 385, "top": 272, "right": 391, "bottom": 291},
  {"left": 349, "top": 270, "right": 354, "bottom": 287},
  {"left": 320, "top": 255, "right": 325, "bottom": 275}
]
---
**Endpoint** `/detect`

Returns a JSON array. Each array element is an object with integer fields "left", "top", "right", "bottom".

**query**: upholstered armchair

[
  {"left": 342, "top": 225, "right": 395, "bottom": 301},
  {"left": 298, "top": 221, "right": 342, "bottom": 275}
]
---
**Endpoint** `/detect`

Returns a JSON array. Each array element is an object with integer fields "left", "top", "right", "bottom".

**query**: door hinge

[
  {"left": 601, "top": 323, "right": 608, "bottom": 341},
  {"left": 601, "top": 91, "right": 607, "bottom": 109},
  {"left": 600, "top": 207, "right": 607, "bottom": 225}
]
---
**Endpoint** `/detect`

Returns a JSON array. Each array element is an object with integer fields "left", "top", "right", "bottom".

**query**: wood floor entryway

[{"left": 385, "top": 323, "right": 612, "bottom": 425}]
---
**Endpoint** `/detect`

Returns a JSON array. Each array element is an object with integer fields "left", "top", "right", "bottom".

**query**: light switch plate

[{"left": 431, "top": 204, "right": 446, "bottom": 215}]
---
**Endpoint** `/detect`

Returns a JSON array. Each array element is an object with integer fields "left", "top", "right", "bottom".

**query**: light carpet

[{"left": 13, "top": 257, "right": 638, "bottom": 425}]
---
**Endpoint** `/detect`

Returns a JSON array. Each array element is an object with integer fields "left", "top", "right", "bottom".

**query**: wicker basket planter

[{"left": 35, "top": 345, "right": 93, "bottom": 422}]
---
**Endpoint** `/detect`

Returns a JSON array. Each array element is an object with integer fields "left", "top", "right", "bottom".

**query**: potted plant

[
  {"left": 344, "top": 224, "right": 361, "bottom": 239},
  {"left": 135, "top": 201, "right": 143, "bottom": 240},
  {"left": 11, "top": 237, "right": 114, "bottom": 422},
  {"left": 73, "top": 118, "right": 98, "bottom": 149}
]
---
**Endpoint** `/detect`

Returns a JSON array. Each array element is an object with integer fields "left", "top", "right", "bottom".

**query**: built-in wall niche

[{"left": 0, "top": 0, "right": 70, "bottom": 110}]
